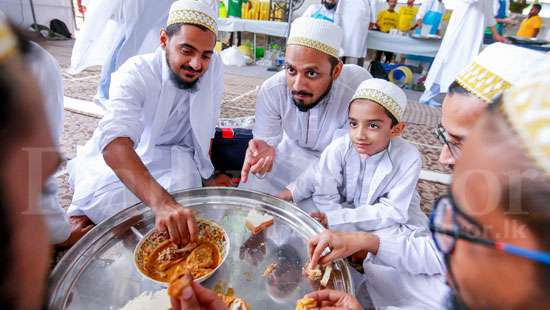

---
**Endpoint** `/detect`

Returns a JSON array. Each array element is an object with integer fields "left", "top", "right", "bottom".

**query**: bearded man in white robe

[
  {"left": 67, "top": 0, "right": 230, "bottom": 245},
  {"left": 239, "top": 17, "right": 372, "bottom": 212}
]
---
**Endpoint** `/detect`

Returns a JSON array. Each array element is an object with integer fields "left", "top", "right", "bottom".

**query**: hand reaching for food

[
  {"left": 301, "top": 289, "right": 362, "bottom": 310},
  {"left": 308, "top": 230, "right": 379, "bottom": 268},
  {"left": 169, "top": 274, "right": 228, "bottom": 310}
]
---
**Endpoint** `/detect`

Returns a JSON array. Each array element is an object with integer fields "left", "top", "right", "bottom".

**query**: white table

[
  {"left": 367, "top": 31, "right": 442, "bottom": 58},
  {"left": 218, "top": 18, "right": 289, "bottom": 61},
  {"left": 218, "top": 18, "right": 289, "bottom": 37}
]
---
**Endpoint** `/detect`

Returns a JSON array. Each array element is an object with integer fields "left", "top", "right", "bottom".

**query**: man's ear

[
  {"left": 331, "top": 60, "right": 344, "bottom": 81},
  {"left": 160, "top": 29, "right": 169, "bottom": 49},
  {"left": 390, "top": 122, "right": 405, "bottom": 138}
]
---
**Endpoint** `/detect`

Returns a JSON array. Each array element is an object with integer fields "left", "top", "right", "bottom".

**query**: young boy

[
  {"left": 278, "top": 78, "right": 446, "bottom": 308},
  {"left": 376, "top": 0, "right": 399, "bottom": 33},
  {"left": 375, "top": 0, "right": 399, "bottom": 62},
  {"left": 280, "top": 78, "right": 427, "bottom": 233},
  {"left": 398, "top": 0, "right": 418, "bottom": 32}
]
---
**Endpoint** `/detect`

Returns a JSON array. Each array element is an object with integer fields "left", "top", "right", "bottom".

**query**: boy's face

[
  {"left": 388, "top": 0, "right": 397, "bottom": 10},
  {"left": 348, "top": 99, "right": 404, "bottom": 156}
]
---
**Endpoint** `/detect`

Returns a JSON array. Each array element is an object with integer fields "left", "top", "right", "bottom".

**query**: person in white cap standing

[
  {"left": 67, "top": 0, "right": 230, "bottom": 246},
  {"left": 435, "top": 43, "right": 550, "bottom": 169},
  {"left": 419, "top": 0, "right": 508, "bottom": 106},
  {"left": 239, "top": 17, "right": 372, "bottom": 211},
  {"left": 284, "top": 79, "right": 447, "bottom": 308}
]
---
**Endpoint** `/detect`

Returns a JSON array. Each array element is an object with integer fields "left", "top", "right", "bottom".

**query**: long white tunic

[
  {"left": 239, "top": 65, "right": 371, "bottom": 197},
  {"left": 302, "top": 4, "right": 337, "bottom": 22},
  {"left": 67, "top": 48, "right": 223, "bottom": 223},
  {"left": 337, "top": 0, "right": 377, "bottom": 58},
  {"left": 292, "top": 135, "right": 428, "bottom": 232},
  {"left": 424, "top": 0, "right": 496, "bottom": 93},
  {"left": 27, "top": 42, "right": 71, "bottom": 244},
  {"left": 290, "top": 135, "right": 448, "bottom": 308}
]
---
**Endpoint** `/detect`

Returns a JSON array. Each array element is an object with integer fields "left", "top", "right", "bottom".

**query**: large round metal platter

[{"left": 48, "top": 187, "right": 354, "bottom": 309}]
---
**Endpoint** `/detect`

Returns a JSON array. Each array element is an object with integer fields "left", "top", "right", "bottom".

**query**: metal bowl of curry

[{"left": 134, "top": 219, "right": 230, "bottom": 285}]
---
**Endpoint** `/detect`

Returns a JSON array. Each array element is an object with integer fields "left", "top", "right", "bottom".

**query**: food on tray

[
  {"left": 305, "top": 264, "right": 323, "bottom": 281},
  {"left": 223, "top": 296, "right": 250, "bottom": 310},
  {"left": 167, "top": 273, "right": 192, "bottom": 297},
  {"left": 296, "top": 297, "right": 318, "bottom": 310},
  {"left": 245, "top": 209, "right": 274, "bottom": 234},
  {"left": 135, "top": 220, "right": 227, "bottom": 283},
  {"left": 320, "top": 264, "right": 333, "bottom": 287},
  {"left": 263, "top": 262, "right": 278, "bottom": 277}
]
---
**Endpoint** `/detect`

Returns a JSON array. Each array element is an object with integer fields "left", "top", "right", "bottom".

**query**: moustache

[
  {"left": 291, "top": 91, "right": 313, "bottom": 97},
  {"left": 180, "top": 65, "right": 202, "bottom": 74}
]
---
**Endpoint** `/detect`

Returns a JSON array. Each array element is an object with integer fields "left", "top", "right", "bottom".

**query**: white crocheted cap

[
  {"left": 167, "top": 0, "right": 217, "bottom": 34},
  {"left": 456, "top": 43, "right": 550, "bottom": 104},
  {"left": 287, "top": 16, "right": 343, "bottom": 58},
  {"left": 352, "top": 78, "right": 407, "bottom": 122}
]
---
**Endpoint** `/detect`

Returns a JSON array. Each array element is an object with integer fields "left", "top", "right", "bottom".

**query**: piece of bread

[
  {"left": 263, "top": 263, "right": 278, "bottom": 277},
  {"left": 228, "top": 297, "right": 250, "bottom": 310},
  {"left": 305, "top": 264, "right": 323, "bottom": 281},
  {"left": 245, "top": 210, "right": 274, "bottom": 235},
  {"left": 167, "top": 273, "right": 192, "bottom": 297},
  {"left": 296, "top": 297, "right": 318, "bottom": 310},
  {"left": 320, "top": 264, "right": 332, "bottom": 287}
]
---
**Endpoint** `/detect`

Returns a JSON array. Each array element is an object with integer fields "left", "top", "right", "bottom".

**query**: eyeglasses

[
  {"left": 432, "top": 124, "right": 462, "bottom": 160},
  {"left": 430, "top": 194, "right": 550, "bottom": 265}
]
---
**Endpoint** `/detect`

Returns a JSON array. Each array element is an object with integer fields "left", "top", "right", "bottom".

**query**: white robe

[
  {"left": 28, "top": 42, "right": 71, "bottom": 244},
  {"left": 337, "top": 0, "right": 377, "bottom": 58},
  {"left": 302, "top": 4, "right": 337, "bottom": 22},
  {"left": 424, "top": 0, "right": 496, "bottom": 93},
  {"left": 290, "top": 135, "right": 448, "bottom": 308},
  {"left": 67, "top": 48, "right": 223, "bottom": 223},
  {"left": 239, "top": 65, "right": 371, "bottom": 202}
]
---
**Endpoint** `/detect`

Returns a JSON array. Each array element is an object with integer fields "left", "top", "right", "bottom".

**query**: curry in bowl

[{"left": 134, "top": 219, "right": 229, "bottom": 284}]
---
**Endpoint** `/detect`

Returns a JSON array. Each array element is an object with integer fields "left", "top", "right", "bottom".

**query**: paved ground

[{"left": 46, "top": 39, "right": 449, "bottom": 215}]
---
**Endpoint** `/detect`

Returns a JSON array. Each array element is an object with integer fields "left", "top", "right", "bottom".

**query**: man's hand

[
  {"left": 493, "top": 33, "right": 510, "bottom": 43},
  {"left": 56, "top": 216, "right": 95, "bottom": 249},
  {"left": 309, "top": 212, "right": 328, "bottom": 229},
  {"left": 276, "top": 188, "right": 293, "bottom": 202},
  {"left": 308, "top": 230, "right": 379, "bottom": 268},
  {"left": 369, "top": 22, "right": 377, "bottom": 30},
  {"left": 240, "top": 139, "right": 276, "bottom": 183},
  {"left": 204, "top": 173, "right": 235, "bottom": 187},
  {"left": 170, "top": 278, "right": 228, "bottom": 310},
  {"left": 304, "top": 289, "right": 362, "bottom": 310},
  {"left": 152, "top": 198, "right": 198, "bottom": 246}
]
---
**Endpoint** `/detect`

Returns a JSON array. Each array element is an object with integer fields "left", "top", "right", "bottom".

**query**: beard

[
  {"left": 322, "top": 0, "right": 337, "bottom": 10},
  {"left": 166, "top": 51, "right": 201, "bottom": 90},
  {"left": 292, "top": 80, "right": 333, "bottom": 112}
]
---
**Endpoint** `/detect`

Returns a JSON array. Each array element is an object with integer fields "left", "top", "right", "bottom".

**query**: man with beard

[
  {"left": 239, "top": 17, "right": 371, "bottom": 212},
  {"left": 299, "top": 63, "right": 550, "bottom": 310},
  {"left": 67, "top": 0, "right": 230, "bottom": 246},
  {"left": 302, "top": 0, "right": 338, "bottom": 22}
]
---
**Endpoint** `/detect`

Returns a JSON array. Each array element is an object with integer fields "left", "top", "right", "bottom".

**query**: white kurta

[
  {"left": 302, "top": 4, "right": 337, "bottom": 22},
  {"left": 292, "top": 135, "right": 428, "bottom": 232},
  {"left": 27, "top": 42, "right": 71, "bottom": 244},
  {"left": 239, "top": 65, "right": 371, "bottom": 200},
  {"left": 337, "top": 0, "right": 377, "bottom": 58},
  {"left": 424, "top": 0, "right": 496, "bottom": 93},
  {"left": 290, "top": 135, "right": 448, "bottom": 308},
  {"left": 67, "top": 48, "right": 223, "bottom": 223}
]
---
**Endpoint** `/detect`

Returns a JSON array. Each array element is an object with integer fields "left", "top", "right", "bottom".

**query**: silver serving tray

[{"left": 48, "top": 187, "right": 354, "bottom": 309}]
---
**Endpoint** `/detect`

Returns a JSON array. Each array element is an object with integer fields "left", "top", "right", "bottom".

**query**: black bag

[
  {"left": 50, "top": 19, "right": 72, "bottom": 39},
  {"left": 368, "top": 60, "right": 388, "bottom": 80},
  {"left": 210, "top": 128, "right": 253, "bottom": 172}
]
